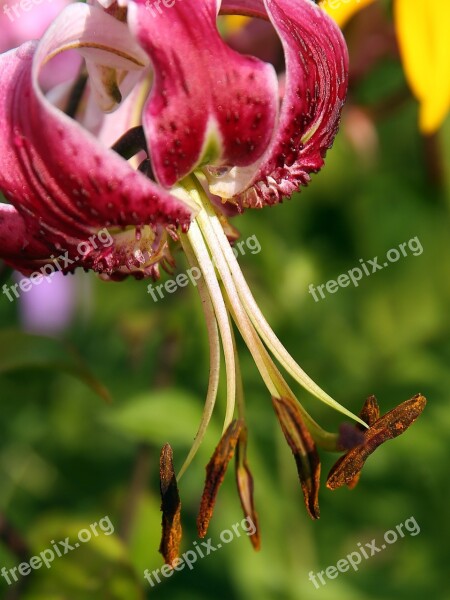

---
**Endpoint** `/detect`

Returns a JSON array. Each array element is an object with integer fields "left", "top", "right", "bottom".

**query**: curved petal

[
  {"left": 127, "top": 0, "right": 278, "bottom": 187},
  {"left": 212, "top": 0, "right": 349, "bottom": 208},
  {"left": 44, "top": 3, "right": 150, "bottom": 112},
  {"left": 395, "top": 0, "right": 450, "bottom": 133},
  {"left": 0, "top": 5, "right": 196, "bottom": 278},
  {"left": 0, "top": 204, "right": 51, "bottom": 273}
]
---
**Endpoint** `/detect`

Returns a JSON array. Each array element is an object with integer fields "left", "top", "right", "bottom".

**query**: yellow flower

[
  {"left": 222, "top": 15, "right": 251, "bottom": 34},
  {"left": 321, "top": 0, "right": 450, "bottom": 133}
]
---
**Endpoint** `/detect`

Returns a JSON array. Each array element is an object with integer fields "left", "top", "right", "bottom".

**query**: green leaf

[
  {"left": 103, "top": 388, "right": 220, "bottom": 447},
  {"left": 23, "top": 516, "right": 143, "bottom": 600},
  {"left": 0, "top": 329, "right": 110, "bottom": 402}
]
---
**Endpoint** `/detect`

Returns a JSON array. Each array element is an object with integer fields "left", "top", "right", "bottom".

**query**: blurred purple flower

[{"left": 16, "top": 272, "right": 77, "bottom": 336}]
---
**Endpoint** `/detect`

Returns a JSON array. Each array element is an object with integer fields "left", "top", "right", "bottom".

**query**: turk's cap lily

[
  {"left": 0, "top": 0, "right": 348, "bottom": 279},
  {"left": 1, "top": 0, "right": 405, "bottom": 555}
]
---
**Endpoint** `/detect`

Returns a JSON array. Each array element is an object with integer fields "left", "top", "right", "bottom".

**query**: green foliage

[{"left": 0, "top": 330, "right": 110, "bottom": 402}]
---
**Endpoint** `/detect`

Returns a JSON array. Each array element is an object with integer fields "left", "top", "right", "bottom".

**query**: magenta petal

[
  {"left": 0, "top": 41, "right": 186, "bottom": 239},
  {"left": 214, "top": 0, "right": 349, "bottom": 207},
  {"left": 127, "top": 0, "right": 278, "bottom": 187},
  {"left": 0, "top": 204, "right": 51, "bottom": 272},
  {"left": 0, "top": 204, "right": 29, "bottom": 257},
  {"left": 0, "top": 5, "right": 196, "bottom": 277}
]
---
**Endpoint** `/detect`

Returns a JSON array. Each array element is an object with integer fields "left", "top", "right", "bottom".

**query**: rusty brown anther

[
  {"left": 197, "top": 420, "right": 244, "bottom": 538},
  {"left": 327, "top": 394, "right": 427, "bottom": 490},
  {"left": 159, "top": 444, "right": 182, "bottom": 566},
  {"left": 272, "top": 396, "right": 321, "bottom": 520},
  {"left": 235, "top": 426, "right": 261, "bottom": 550}
]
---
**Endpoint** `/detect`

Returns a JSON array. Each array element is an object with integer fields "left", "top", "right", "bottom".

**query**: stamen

[
  {"left": 327, "top": 394, "right": 426, "bottom": 490},
  {"left": 177, "top": 240, "right": 221, "bottom": 480},
  {"left": 185, "top": 221, "right": 237, "bottom": 433},
  {"left": 272, "top": 396, "right": 321, "bottom": 520},
  {"left": 159, "top": 444, "right": 182, "bottom": 566},
  {"left": 197, "top": 420, "right": 244, "bottom": 538},
  {"left": 227, "top": 308, "right": 246, "bottom": 421},
  {"left": 197, "top": 188, "right": 367, "bottom": 429},
  {"left": 184, "top": 179, "right": 280, "bottom": 399},
  {"left": 111, "top": 126, "right": 148, "bottom": 160},
  {"left": 235, "top": 426, "right": 261, "bottom": 550},
  {"left": 187, "top": 187, "right": 340, "bottom": 449},
  {"left": 176, "top": 175, "right": 368, "bottom": 482}
]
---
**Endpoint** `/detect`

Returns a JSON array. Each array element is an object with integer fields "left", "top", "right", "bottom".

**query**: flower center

[{"left": 100, "top": 224, "right": 173, "bottom": 279}]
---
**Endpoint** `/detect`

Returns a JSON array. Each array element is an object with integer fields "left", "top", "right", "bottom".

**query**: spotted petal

[
  {"left": 127, "top": 0, "right": 278, "bottom": 187},
  {"left": 0, "top": 4, "right": 196, "bottom": 277},
  {"left": 0, "top": 204, "right": 51, "bottom": 273},
  {"left": 214, "top": 0, "right": 349, "bottom": 207}
]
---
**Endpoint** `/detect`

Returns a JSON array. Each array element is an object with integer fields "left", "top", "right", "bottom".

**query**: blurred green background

[{"left": 1, "top": 11, "right": 450, "bottom": 600}]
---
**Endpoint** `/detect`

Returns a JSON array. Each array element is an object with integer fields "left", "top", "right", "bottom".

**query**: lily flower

[
  {"left": 321, "top": 0, "right": 450, "bottom": 133},
  {"left": 0, "top": 0, "right": 425, "bottom": 557}
]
